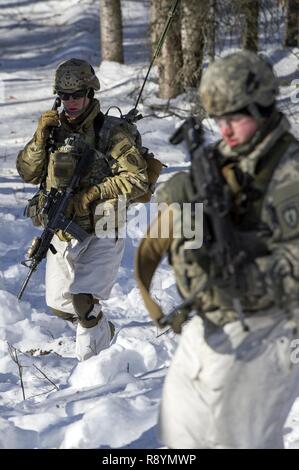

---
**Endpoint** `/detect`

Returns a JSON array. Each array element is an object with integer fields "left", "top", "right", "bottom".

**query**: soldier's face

[
  {"left": 62, "top": 95, "right": 90, "bottom": 119},
  {"left": 216, "top": 114, "right": 258, "bottom": 148}
]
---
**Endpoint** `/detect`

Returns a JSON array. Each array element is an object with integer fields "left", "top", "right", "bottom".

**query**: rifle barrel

[{"left": 17, "top": 265, "right": 36, "bottom": 300}]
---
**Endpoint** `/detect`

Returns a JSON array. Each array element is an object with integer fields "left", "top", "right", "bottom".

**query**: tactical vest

[
  {"left": 28, "top": 108, "right": 163, "bottom": 235},
  {"left": 168, "top": 132, "right": 297, "bottom": 321},
  {"left": 46, "top": 112, "right": 111, "bottom": 192},
  {"left": 46, "top": 112, "right": 162, "bottom": 199}
]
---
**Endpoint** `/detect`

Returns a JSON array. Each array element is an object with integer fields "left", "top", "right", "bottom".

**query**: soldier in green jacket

[
  {"left": 17, "top": 58, "right": 148, "bottom": 361},
  {"left": 136, "top": 50, "right": 299, "bottom": 448}
]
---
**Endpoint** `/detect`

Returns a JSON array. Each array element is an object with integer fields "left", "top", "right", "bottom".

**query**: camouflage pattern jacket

[
  {"left": 137, "top": 113, "right": 299, "bottom": 325},
  {"left": 16, "top": 99, "right": 148, "bottom": 238}
]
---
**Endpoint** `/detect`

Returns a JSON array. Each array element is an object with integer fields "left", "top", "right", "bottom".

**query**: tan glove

[
  {"left": 73, "top": 186, "right": 102, "bottom": 216},
  {"left": 35, "top": 110, "right": 60, "bottom": 145}
]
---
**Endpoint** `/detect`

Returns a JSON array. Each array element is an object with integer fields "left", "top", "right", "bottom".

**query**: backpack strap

[
  {"left": 93, "top": 111, "right": 105, "bottom": 150},
  {"left": 244, "top": 131, "right": 297, "bottom": 225},
  {"left": 97, "top": 115, "right": 124, "bottom": 153}
]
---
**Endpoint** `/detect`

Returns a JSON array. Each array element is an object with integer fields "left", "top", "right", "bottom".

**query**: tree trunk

[
  {"left": 284, "top": 0, "right": 299, "bottom": 47},
  {"left": 150, "top": 0, "right": 162, "bottom": 59},
  {"left": 241, "top": 0, "right": 259, "bottom": 52},
  {"left": 99, "top": 0, "right": 124, "bottom": 63},
  {"left": 157, "top": 0, "right": 183, "bottom": 99},
  {"left": 207, "top": 0, "right": 216, "bottom": 63},
  {"left": 181, "top": 0, "right": 207, "bottom": 88}
]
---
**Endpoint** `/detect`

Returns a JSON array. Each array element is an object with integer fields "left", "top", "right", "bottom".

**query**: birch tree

[
  {"left": 181, "top": 0, "right": 207, "bottom": 88},
  {"left": 157, "top": 0, "right": 183, "bottom": 99},
  {"left": 207, "top": 0, "right": 216, "bottom": 63},
  {"left": 99, "top": 0, "right": 124, "bottom": 63},
  {"left": 241, "top": 0, "right": 260, "bottom": 52},
  {"left": 284, "top": 0, "right": 299, "bottom": 47},
  {"left": 150, "top": 0, "right": 162, "bottom": 59}
]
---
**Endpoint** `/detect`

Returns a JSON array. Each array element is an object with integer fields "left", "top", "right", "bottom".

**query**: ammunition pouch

[
  {"left": 24, "top": 189, "right": 47, "bottom": 227},
  {"left": 46, "top": 133, "right": 96, "bottom": 191},
  {"left": 48, "top": 150, "right": 77, "bottom": 189}
]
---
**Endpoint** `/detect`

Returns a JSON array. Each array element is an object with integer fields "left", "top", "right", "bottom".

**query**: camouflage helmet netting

[
  {"left": 54, "top": 58, "right": 100, "bottom": 93},
  {"left": 199, "top": 50, "right": 279, "bottom": 117}
]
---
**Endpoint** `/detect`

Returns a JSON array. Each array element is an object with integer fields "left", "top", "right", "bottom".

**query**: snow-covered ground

[{"left": 0, "top": 0, "right": 298, "bottom": 449}]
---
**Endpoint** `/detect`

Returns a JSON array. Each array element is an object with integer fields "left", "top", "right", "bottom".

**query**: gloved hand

[
  {"left": 35, "top": 110, "right": 60, "bottom": 145},
  {"left": 73, "top": 186, "right": 102, "bottom": 216},
  {"left": 158, "top": 308, "right": 189, "bottom": 335}
]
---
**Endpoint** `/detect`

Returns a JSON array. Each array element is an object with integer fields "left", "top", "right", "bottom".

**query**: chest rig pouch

[
  {"left": 47, "top": 133, "right": 90, "bottom": 190},
  {"left": 24, "top": 189, "right": 47, "bottom": 227},
  {"left": 47, "top": 132, "right": 111, "bottom": 192}
]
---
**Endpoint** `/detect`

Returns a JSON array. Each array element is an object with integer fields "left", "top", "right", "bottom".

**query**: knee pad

[{"left": 72, "top": 293, "right": 102, "bottom": 328}]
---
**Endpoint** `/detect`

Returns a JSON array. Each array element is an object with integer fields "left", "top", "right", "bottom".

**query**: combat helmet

[
  {"left": 53, "top": 58, "right": 100, "bottom": 93},
  {"left": 199, "top": 50, "right": 279, "bottom": 117}
]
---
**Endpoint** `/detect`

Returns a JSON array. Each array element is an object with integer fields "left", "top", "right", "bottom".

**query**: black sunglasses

[{"left": 57, "top": 89, "right": 87, "bottom": 101}]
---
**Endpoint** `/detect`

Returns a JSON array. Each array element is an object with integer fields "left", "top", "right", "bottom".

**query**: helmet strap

[{"left": 247, "top": 103, "right": 262, "bottom": 120}]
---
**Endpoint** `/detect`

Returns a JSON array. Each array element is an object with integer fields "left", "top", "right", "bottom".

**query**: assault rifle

[
  {"left": 160, "top": 117, "right": 251, "bottom": 331},
  {"left": 17, "top": 134, "right": 94, "bottom": 300}
]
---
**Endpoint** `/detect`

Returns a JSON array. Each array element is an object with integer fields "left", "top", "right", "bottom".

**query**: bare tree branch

[
  {"left": 8, "top": 343, "right": 26, "bottom": 400},
  {"left": 32, "top": 364, "right": 59, "bottom": 391}
]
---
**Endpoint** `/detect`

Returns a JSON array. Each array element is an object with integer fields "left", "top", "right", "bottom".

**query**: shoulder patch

[
  {"left": 283, "top": 205, "right": 298, "bottom": 228},
  {"left": 271, "top": 182, "right": 299, "bottom": 240}
]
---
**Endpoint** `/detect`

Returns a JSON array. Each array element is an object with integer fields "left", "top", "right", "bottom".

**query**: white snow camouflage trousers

[
  {"left": 45, "top": 234, "right": 125, "bottom": 358},
  {"left": 159, "top": 309, "right": 299, "bottom": 449}
]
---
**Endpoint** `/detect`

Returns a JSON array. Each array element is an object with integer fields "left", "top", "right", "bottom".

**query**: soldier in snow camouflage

[
  {"left": 17, "top": 59, "right": 148, "bottom": 361},
  {"left": 136, "top": 50, "right": 299, "bottom": 448}
]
